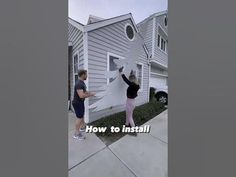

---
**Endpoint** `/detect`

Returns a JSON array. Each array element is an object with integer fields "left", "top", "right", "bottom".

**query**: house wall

[
  {"left": 150, "top": 65, "right": 168, "bottom": 87},
  {"left": 68, "top": 23, "right": 84, "bottom": 102},
  {"left": 154, "top": 14, "right": 168, "bottom": 67},
  {"left": 138, "top": 14, "right": 168, "bottom": 68},
  {"left": 137, "top": 19, "right": 153, "bottom": 55},
  {"left": 156, "top": 14, "right": 168, "bottom": 33},
  {"left": 87, "top": 19, "right": 149, "bottom": 122},
  {"left": 151, "top": 65, "right": 165, "bottom": 74}
]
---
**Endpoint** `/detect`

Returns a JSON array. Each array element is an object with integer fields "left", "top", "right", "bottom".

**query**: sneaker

[
  {"left": 125, "top": 124, "right": 131, "bottom": 128},
  {"left": 73, "top": 133, "right": 85, "bottom": 140},
  {"left": 80, "top": 126, "right": 86, "bottom": 132}
]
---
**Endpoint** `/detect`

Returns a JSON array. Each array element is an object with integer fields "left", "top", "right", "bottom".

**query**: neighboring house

[
  {"left": 137, "top": 11, "right": 168, "bottom": 104},
  {"left": 68, "top": 14, "right": 150, "bottom": 123}
]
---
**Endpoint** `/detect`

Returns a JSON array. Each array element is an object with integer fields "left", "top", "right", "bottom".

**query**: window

[
  {"left": 164, "top": 16, "right": 168, "bottom": 27},
  {"left": 125, "top": 24, "right": 135, "bottom": 41},
  {"left": 73, "top": 53, "right": 79, "bottom": 83},
  {"left": 107, "top": 53, "right": 125, "bottom": 84},
  {"left": 109, "top": 55, "right": 119, "bottom": 83},
  {"left": 161, "top": 38, "right": 164, "bottom": 50},
  {"left": 163, "top": 40, "right": 166, "bottom": 51},
  {"left": 157, "top": 34, "right": 160, "bottom": 47},
  {"left": 160, "top": 37, "right": 167, "bottom": 53},
  {"left": 136, "top": 63, "right": 143, "bottom": 91}
]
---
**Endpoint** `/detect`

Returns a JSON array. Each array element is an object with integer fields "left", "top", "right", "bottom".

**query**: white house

[
  {"left": 68, "top": 13, "right": 150, "bottom": 123},
  {"left": 137, "top": 11, "right": 168, "bottom": 104}
]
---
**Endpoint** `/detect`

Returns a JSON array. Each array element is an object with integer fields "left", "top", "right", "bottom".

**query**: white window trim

[
  {"left": 107, "top": 52, "right": 125, "bottom": 85},
  {"left": 136, "top": 62, "right": 144, "bottom": 92},
  {"left": 124, "top": 23, "right": 135, "bottom": 41},
  {"left": 72, "top": 51, "right": 79, "bottom": 87},
  {"left": 158, "top": 35, "right": 168, "bottom": 54}
]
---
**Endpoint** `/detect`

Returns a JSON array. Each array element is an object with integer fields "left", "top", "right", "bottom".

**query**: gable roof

[
  {"left": 137, "top": 10, "right": 168, "bottom": 26},
  {"left": 69, "top": 13, "right": 138, "bottom": 33},
  {"left": 87, "top": 15, "right": 105, "bottom": 24},
  {"left": 68, "top": 17, "right": 84, "bottom": 32}
]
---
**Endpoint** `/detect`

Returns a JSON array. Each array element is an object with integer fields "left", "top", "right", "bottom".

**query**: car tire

[{"left": 155, "top": 92, "right": 168, "bottom": 105}]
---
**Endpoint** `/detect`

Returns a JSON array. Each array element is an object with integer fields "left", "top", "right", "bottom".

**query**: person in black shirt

[
  {"left": 72, "top": 69, "right": 95, "bottom": 140},
  {"left": 119, "top": 67, "right": 140, "bottom": 129}
]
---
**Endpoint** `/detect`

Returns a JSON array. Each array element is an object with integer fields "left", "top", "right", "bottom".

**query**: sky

[{"left": 69, "top": 0, "right": 168, "bottom": 25}]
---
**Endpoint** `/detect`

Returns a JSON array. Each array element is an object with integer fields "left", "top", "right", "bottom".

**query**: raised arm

[
  {"left": 121, "top": 74, "right": 132, "bottom": 86},
  {"left": 119, "top": 66, "right": 132, "bottom": 85}
]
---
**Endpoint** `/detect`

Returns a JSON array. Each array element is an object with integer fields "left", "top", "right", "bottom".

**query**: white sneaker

[
  {"left": 80, "top": 126, "right": 86, "bottom": 132},
  {"left": 73, "top": 133, "right": 85, "bottom": 140}
]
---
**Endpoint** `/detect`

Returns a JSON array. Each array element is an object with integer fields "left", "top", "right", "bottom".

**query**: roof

[
  {"left": 137, "top": 10, "right": 168, "bottom": 26},
  {"left": 87, "top": 15, "right": 105, "bottom": 24},
  {"left": 69, "top": 13, "right": 139, "bottom": 33},
  {"left": 68, "top": 17, "right": 84, "bottom": 32}
]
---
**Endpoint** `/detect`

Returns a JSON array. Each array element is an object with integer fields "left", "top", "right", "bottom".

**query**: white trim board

[
  {"left": 149, "top": 59, "right": 168, "bottom": 70},
  {"left": 152, "top": 17, "right": 156, "bottom": 58},
  {"left": 150, "top": 72, "right": 168, "bottom": 77},
  {"left": 136, "top": 62, "right": 144, "bottom": 92}
]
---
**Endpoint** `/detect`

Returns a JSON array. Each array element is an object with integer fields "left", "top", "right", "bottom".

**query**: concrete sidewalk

[{"left": 68, "top": 110, "right": 168, "bottom": 177}]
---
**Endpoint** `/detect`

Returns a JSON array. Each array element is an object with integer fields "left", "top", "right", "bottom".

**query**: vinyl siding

[
  {"left": 68, "top": 22, "right": 84, "bottom": 102},
  {"left": 151, "top": 65, "right": 165, "bottom": 74},
  {"left": 87, "top": 19, "right": 149, "bottom": 122},
  {"left": 137, "top": 19, "right": 153, "bottom": 55},
  {"left": 138, "top": 14, "right": 168, "bottom": 68},
  {"left": 154, "top": 14, "right": 168, "bottom": 67}
]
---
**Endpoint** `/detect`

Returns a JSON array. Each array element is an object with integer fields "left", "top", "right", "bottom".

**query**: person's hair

[
  {"left": 129, "top": 74, "right": 138, "bottom": 85},
  {"left": 78, "top": 69, "right": 87, "bottom": 77}
]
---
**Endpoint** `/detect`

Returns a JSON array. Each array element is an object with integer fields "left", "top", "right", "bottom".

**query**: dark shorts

[{"left": 72, "top": 101, "right": 85, "bottom": 119}]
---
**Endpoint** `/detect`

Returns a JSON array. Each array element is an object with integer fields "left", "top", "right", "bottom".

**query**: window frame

[
  {"left": 164, "top": 15, "right": 168, "bottom": 27},
  {"left": 107, "top": 52, "right": 125, "bottom": 85},
  {"left": 136, "top": 62, "right": 144, "bottom": 92},
  {"left": 72, "top": 51, "right": 79, "bottom": 86},
  {"left": 158, "top": 35, "right": 168, "bottom": 54},
  {"left": 124, "top": 23, "right": 135, "bottom": 41}
]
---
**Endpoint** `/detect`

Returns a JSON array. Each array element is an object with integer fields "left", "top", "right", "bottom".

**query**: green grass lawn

[{"left": 89, "top": 99, "right": 167, "bottom": 145}]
